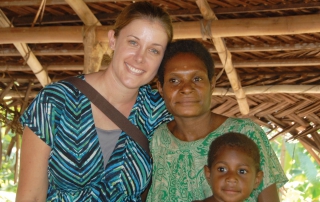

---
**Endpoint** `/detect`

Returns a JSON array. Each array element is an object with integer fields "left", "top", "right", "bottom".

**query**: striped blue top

[{"left": 20, "top": 75, "right": 173, "bottom": 201}]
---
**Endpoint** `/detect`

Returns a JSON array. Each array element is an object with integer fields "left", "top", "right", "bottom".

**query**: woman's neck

[
  {"left": 85, "top": 71, "right": 139, "bottom": 116},
  {"left": 86, "top": 70, "right": 139, "bottom": 104},
  {"left": 168, "top": 113, "right": 227, "bottom": 142}
]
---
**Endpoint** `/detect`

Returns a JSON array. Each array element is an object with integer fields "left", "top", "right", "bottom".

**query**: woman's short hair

[{"left": 157, "top": 39, "right": 214, "bottom": 86}]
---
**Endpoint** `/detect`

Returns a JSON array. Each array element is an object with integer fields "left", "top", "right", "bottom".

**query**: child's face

[{"left": 204, "top": 146, "right": 263, "bottom": 202}]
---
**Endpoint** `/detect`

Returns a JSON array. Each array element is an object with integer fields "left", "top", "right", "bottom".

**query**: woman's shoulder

[
  {"left": 223, "top": 116, "right": 258, "bottom": 127},
  {"left": 138, "top": 85, "right": 161, "bottom": 97},
  {"left": 215, "top": 116, "right": 264, "bottom": 137},
  {"left": 42, "top": 75, "right": 84, "bottom": 95},
  {"left": 153, "top": 123, "right": 170, "bottom": 135},
  {"left": 136, "top": 85, "right": 165, "bottom": 109}
]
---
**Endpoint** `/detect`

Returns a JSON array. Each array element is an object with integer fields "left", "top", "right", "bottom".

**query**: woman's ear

[
  {"left": 254, "top": 171, "right": 264, "bottom": 188},
  {"left": 210, "top": 75, "right": 216, "bottom": 92},
  {"left": 157, "top": 81, "right": 164, "bottom": 97},
  {"left": 108, "top": 30, "right": 116, "bottom": 50}
]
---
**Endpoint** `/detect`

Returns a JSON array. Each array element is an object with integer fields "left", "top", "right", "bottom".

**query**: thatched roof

[{"left": 0, "top": 0, "right": 320, "bottom": 163}]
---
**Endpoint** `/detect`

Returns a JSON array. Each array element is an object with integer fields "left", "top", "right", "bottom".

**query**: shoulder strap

[{"left": 64, "top": 77, "right": 150, "bottom": 156}]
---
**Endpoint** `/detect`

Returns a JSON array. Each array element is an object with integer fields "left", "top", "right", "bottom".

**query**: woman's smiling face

[
  {"left": 108, "top": 18, "right": 168, "bottom": 90},
  {"left": 158, "top": 53, "right": 214, "bottom": 118}
]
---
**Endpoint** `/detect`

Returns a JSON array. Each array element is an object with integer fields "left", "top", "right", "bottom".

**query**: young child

[{"left": 196, "top": 132, "right": 264, "bottom": 202}]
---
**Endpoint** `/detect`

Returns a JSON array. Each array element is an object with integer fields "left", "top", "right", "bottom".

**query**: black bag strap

[{"left": 64, "top": 76, "right": 150, "bottom": 156}]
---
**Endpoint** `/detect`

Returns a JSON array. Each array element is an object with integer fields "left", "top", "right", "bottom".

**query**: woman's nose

[
  {"left": 180, "top": 82, "right": 194, "bottom": 94},
  {"left": 134, "top": 48, "right": 145, "bottom": 64}
]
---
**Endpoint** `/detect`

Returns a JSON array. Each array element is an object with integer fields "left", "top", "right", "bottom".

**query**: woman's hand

[{"left": 16, "top": 126, "right": 50, "bottom": 202}]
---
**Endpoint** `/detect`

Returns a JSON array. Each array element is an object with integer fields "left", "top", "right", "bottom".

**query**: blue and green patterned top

[
  {"left": 20, "top": 75, "right": 172, "bottom": 202},
  {"left": 147, "top": 117, "right": 288, "bottom": 202}
]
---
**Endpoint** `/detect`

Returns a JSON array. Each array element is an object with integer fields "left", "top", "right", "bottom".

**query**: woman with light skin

[
  {"left": 16, "top": 2, "right": 173, "bottom": 201},
  {"left": 147, "top": 39, "right": 287, "bottom": 202},
  {"left": 195, "top": 132, "right": 264, "bottom": 202}
]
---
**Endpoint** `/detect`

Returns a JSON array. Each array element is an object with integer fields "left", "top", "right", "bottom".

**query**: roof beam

[
  {"left": 4, "top": 84, "right": 320, "bottom": 99},
  {"left": 2, "top": 42, "right": 320, "bottom": 56},
  {"left": 1, "top": 14, "right": 320, "bottom": 44},
  {"left": 2, "top": 58, "right": 320, "bottom": 71},
  {"left": 0, "top": 9, "right": 51, "bottom": 87},
  {"left": 173, "top": 14, "right": 320, "bottom": 39},
  {"left": 0, "top": 0, "right": 130, "bottom": 6},
  {"left": 216, "top": 58, "right": 320, "bottom": 68},
  {"left": 65, "top": 0, "right": 109, "bottom": 73},
  {"left": 0, "top": 48, "right": 83, "bottom": 56},
  {"left": 213, "top": 85, "right": 320, "bottom": 95},
  {"left": 10, "top": 1, "right": 320, "bottom": 26},
  {"left": 2, "top": 0, "right": 320, "bottom": 11},
  {"left": 196, "top": 0, "right": 249, "bottom": 115}
]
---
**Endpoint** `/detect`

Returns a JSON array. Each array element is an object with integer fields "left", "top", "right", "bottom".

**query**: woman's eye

[
  {"left": 238, "top": 169, "right": 248, "bottom": 174},
  {"left": 150, "top": 48, "right": 159, "bottom": 54},
  {"left": 194, "top": 77, "right": 203, "bottom": 82},
  {"left": 169, "top": 78, "right": 178, "bottom": 83},
  {"left": 129, "top": 40, "right": 137, "bottom": 46},
  {"left": 217, "top": 167, "right": 227, "bottom": 172}
]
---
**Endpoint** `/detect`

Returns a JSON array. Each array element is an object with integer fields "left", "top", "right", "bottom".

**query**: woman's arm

[
  {"left": 257, "top": 183, "right": 280, "bottom": 202},
  {"left": 16, "top": 126, "right": 51, "bottom": 202}
]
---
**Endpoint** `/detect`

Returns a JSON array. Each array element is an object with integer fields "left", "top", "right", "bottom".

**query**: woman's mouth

[{"left": 126, "top": 63, "right": 144, "bottom": 74}]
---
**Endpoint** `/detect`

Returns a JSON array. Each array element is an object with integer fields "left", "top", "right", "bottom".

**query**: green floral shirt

[{"left": 147, "top": 117, "right": 288, "bottom": 202}]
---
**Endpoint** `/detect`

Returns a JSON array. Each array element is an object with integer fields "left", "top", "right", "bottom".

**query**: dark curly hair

[
  {"left": 157, "top": 39, "right": 214, "bottom": 86},
  {"left": 207, "top": 132, "right": 261, "bottom": 172}
]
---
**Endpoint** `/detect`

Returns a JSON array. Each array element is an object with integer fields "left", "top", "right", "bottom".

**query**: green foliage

[
  {"left": 284, "top": 141, "right": 320, "bottom": 200},
  {"left": 0, "top": 130, "right": 18, "bottom": 193},
  {"left": 269, "top": 135, "right": 320, "bottom": 202}
]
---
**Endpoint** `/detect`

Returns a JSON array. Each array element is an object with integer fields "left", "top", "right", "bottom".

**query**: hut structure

[{"left": 0, "top": 0, "right": 320, "bottom": 179}]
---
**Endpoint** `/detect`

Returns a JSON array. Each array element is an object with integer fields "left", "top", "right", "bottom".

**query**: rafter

[
  {"left": 65, "top": 0, "right": 109, "bottom": 73},
  {"left": 1, "top": 14, "right": 320, "bottom": 44},
  {"left": 196, "top": 0, "right": 249, "bottom": 115},
  {"left": 2, "top": 42, "right": 320, "bottom": 56},
  {"left": 0, "top": 9, "right": 51, "bottom": 86},
  {"left": 1, "top": 0, "right": 320, "bottom": 11},
  {"left": 213, "top": 85, "right": 320, "bottom": 95},
  {"left": 4, "top": 84, "right": 320, "bottom": 99},
  {"left": 1, "top": 58, "right": 320, "bottom": 71}
]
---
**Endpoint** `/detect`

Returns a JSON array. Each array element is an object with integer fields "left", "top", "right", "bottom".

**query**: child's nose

[{"left": 225, "top": 173, "right": 238, "bottom": 184}]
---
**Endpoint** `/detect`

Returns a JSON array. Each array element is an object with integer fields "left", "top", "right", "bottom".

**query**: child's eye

[
  {"left": 238, "top": 169, "right": 248, "bottom": 174},
  {"left": 217, "top": 167, "right": 227, "bottom": 173}
]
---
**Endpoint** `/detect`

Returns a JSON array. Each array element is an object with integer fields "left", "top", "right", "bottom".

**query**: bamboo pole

[
  {"left": 0, "top": 9, "right": 51, "bottom": 86},
  {"left": 213, "top": 85, "right": 320, "bottom": 95},
  {"left": 299, "top": 138, "right": 320, "bottom": 165},
  {"left": 1, "top": 42, "right": 320, "bottom": 56},
  {"left": 65, "top": 0, "right": 110, "bottom": 73},
  {"left": 1, "top": 58, "right": 320, "bottom": 71},
  {"left": 1, "top": 14, "right": 320, "bottom": 44},
  {"left": 65, "top": 0, "right": 102, "bottom": 26},
  {"left": 4, "top": 85, "right": 320, "bottom": 99},
  {"left": 173, "top": 14, "right": 320, "bottom": 39},
  {"left": 196, "top": 0, "right": 249, "bottom": 115}
]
